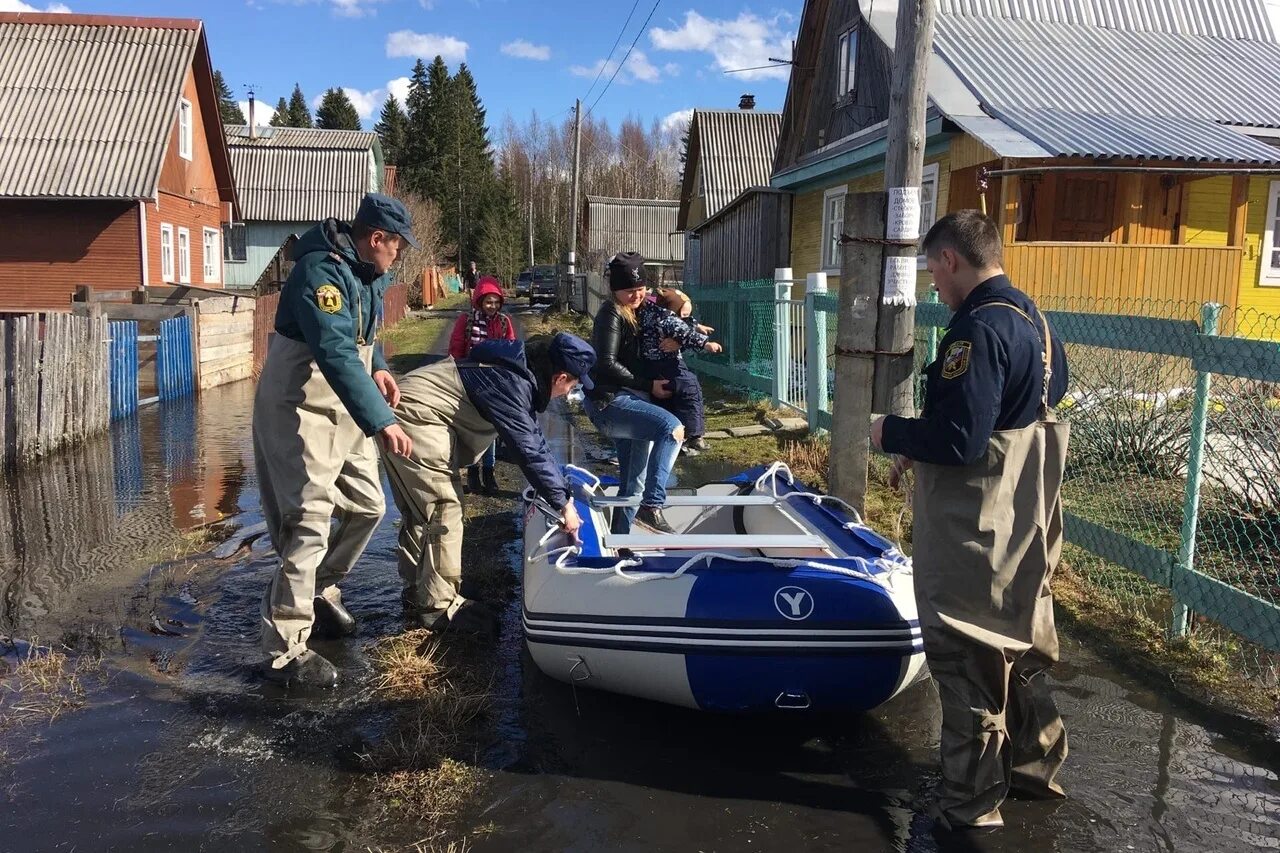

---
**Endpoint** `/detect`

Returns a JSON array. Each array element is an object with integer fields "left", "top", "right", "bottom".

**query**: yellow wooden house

[{"left": 772, "top": 0, "right": 1280, "bottom": 332}]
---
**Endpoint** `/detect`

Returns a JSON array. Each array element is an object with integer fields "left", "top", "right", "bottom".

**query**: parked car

[
  {"left": 530, "top": 264, "right": 559, "bottom": 303},
  {"left": 515, "top": 269, "right": 533, "bottom": 298}
]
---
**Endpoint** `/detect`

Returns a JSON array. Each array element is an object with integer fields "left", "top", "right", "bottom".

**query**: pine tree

[
  {"left": 287, "top": 83, "right": 313, "bottom": 128},
  {"left": 402, "top": 59, "right": 435, "bottom": 196},
  {"left": 316, "top": 88, "right": 362, "bottom": 130},
  {"left": 450, "top": 64, "right": 496, "bottom": 266},
  {"left": 269, "top": 97, "right": 290, "bottom": 127},
  {"left": 374, "top": 95, "right": 409, "bottom": 166},
  {"left": 478, "top": 166, "right": 523, "bottom": 286},
  {"left": 213, "top": 70, "right": 245, "bottom": 125}
]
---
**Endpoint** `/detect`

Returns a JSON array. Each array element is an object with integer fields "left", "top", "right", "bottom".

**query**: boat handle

[{"left": 775, "top": 691, "right": 812, "bottom": 710}]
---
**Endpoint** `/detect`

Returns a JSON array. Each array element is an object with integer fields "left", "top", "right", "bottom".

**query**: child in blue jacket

[{"left": 638, "top": 288, "right": 722, "bottom": 455}]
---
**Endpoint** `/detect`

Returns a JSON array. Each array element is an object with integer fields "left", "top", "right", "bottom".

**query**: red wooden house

[{"left": 0, "top": 12, "right": 238, "bottom": 312}]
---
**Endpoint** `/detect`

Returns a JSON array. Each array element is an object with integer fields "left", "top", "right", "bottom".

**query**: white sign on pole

[
  {"left": 886, "top": 186, "right": 921, "bottom": 242},
  {"left": 882, "top": 255, "right": 917, "bottom": 306}
]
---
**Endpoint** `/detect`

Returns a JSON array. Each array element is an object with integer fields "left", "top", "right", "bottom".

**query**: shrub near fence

[{"left": 682, "top": 279, "right": 1280, "bottom": 684}]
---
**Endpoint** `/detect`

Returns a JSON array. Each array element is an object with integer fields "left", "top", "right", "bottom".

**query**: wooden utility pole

[
  {"left": 830, "top": 0, "right": 938, "bottom": 511},
  {"left": 569, "top": 98, "right": 583, "bottom": 276}
]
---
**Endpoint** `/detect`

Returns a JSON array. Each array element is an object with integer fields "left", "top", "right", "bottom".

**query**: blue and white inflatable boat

[{"left": 522, "top": 463, "right": 927, "bottom": 713}]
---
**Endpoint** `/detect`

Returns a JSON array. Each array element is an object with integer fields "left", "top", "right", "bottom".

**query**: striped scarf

[{"left": 469, "top": 310, "right": 493, "bottom": 348}]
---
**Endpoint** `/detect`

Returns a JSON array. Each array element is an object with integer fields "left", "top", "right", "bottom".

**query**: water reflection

[{"left": 0, "top": 381, "right": 256, "bottom": 635}]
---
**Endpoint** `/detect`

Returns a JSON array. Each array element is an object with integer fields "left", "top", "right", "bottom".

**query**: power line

[
  {"left": 586, "top": 0, "right": 662, "bottom": 118},
  {"left": 582, "top": 0, "right": 641, "bottom": 106}
]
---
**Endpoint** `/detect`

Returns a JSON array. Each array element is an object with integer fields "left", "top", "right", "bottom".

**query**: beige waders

[
  {"left": 382, "top": 358, "right": 497, "bottom": 612},
  {"left": 912, "top": 305, "right": 1070, "bottom": 829},
  {"left": 253, "top": 335, "right": 386, "bottom": 667}
]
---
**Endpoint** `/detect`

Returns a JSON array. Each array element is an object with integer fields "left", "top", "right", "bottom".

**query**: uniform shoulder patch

[
  {"left": 315, "top": 284, "right": 343, "bottom": 314},
  {"left": 941, "top": 340, "right": 971, "bottom": 379}
]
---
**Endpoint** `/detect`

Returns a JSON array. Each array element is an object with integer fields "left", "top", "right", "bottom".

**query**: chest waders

[
  {"left": 912, "top": 303, "right": 1070, "bottom": 829},
  {"left": 381, "top": 358, "right": 497, "bottom": 614},
  {"left": 252, "top": 273, "right": 386, "bottom": 668}
]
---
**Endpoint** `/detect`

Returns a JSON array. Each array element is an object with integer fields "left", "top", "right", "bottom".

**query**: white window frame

[
  {"left": 202, "top": 227, "right": 221, "bottom": 283},
  {"left": 177, "top": 227, "right": 191, "bottom": 283},
  {"left": 1259, "top": 180, "right": 1280, "bottom": 286},
  {"left": 837, "top": 28, "right": 858, "bottom": 98},
  {"left": 917, "top": 162, "right": 941, "bottom": 269},
  {"left": 821, "top": 185, "right": 847, "bottom": 272},
  {"left": 160, "top": 223, "right": 175, "bottom": 281},
  {"left": 178, "top": 97, "right": 192, "bottom": 160}
]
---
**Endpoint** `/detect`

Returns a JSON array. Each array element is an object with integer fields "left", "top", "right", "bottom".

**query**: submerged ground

[{"left": 1, "top": 303, "right": 1277, "bottom": 852}]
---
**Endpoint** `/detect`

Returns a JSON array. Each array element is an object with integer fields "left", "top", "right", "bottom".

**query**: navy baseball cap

[
  {"left": 548, "top": 333, "right": 595, "bottom": 391},
  {"left": 355, "top": 192, "right": 421, "bottom": 249}
]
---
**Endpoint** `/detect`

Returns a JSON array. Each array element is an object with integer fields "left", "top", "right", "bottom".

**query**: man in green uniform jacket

[{"left": 253, "top": 192, "right": 416, "bottom": 688}]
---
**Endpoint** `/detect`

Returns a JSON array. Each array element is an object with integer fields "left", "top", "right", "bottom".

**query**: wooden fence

[
  {"left": 252, "top": 283, "right": 408, "bottom": 376},
  {"left": 2, "top": 312, "right": 110, "bottom": 466}
]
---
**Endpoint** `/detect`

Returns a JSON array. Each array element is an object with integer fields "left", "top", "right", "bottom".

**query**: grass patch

[
  {"left": 383, "top": 316, "right": 454, "bottom": 373},
  {"left": 0, "top": 642, "right": 100, "bottom": 734},
  {"left": 523, "top": 310, "right": 593, "bottom": 340},
  {"left": 432, "top": 292, "right": 472, "bottom": 311}
]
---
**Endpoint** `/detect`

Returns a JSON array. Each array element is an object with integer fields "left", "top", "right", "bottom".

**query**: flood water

[{"left": 1, "top": 373, "right": 1278, "bottom": 852}]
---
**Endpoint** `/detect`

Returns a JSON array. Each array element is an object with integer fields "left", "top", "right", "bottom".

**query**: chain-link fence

[{"left": 683, "top": 278, "right": 1280, "bottom": 685}]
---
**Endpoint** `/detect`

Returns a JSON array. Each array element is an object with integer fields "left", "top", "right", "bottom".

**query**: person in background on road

[
  {"left": 462, "top": 260, "right": 478, "bottom": 293},
  {"left": 642, "top": 288, "right": 721, "bottom": 457},
  {"left": 384, "top": 333, "right": 594, "bottom": 637},
  {"left": 449, "top": 275, "right": 517, "bottom": 495},
  {"left": 584, "top": 252, "right": 684, "bottom": 535},
  {"left": 253, "top": 192, "right": 418, "bottom": 689},
  {"left": 870, "top": 210, "right": 1070, "bottom": 831}
]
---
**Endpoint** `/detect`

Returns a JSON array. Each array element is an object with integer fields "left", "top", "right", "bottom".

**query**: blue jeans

[
  {"left": 468, "top": 440, "right": 496, "bottom": 473},
  {"left": 586, "top": 391, "right": 682, "bottom": 532}
]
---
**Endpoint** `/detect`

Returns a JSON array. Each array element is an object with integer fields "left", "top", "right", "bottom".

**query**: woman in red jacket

[{"left": 449, "top": 275, "right": 517, "bottom": 493}]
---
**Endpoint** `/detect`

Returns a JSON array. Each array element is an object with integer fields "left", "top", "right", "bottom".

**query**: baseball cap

[
  {"left": 355, "top": 193, "right": 421, "bottom": 249},
  {"left": 548, "top": 333, "right": 595, "bottom": 391}
]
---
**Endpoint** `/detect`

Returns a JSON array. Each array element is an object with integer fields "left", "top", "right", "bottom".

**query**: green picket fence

[{"left": 683, "top": 278, "right": 1280, "bottom": 677}]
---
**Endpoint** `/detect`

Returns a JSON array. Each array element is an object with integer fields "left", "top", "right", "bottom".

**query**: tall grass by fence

[
  {"left": 682, "top": 277, "right": 1280, "bottom": 682},
  {"left": 2, "top": 312, "right": 111, "bottom": 466}
]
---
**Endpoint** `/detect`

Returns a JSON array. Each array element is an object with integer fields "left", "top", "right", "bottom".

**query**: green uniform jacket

[{"left": 274, "top": 219, "right": 396, "bottom": 436}]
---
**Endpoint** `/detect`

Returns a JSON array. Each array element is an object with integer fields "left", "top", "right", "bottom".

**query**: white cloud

[
  {"left": 650, "top": 10, "right": 794, "bottom": 80},
  {"left": 663, "top": 62, "right": 681, "bottom": 77},
  {"left": 660, "top": 108, "right": 694, "bottom": 134},
  {"left": 419, "top": 0, "right": 434, "bottom": 7},
  {"left": 0, "top": 0, "right": 71, "bottom": 11},
  {"left": 386, "top": 76, "right": 411, "bottom": 104},
  {"left": 386, "top": 30, "right": 469, "bottom": 62},
  {"left": 501, "top": 39, "right": 551, "bottom": 61},
  {"left": 328, "top": 0, "right": 387, "bottom": 16},
  {"left": 568, "top": 49, "right": 662, "bottom": 85}
]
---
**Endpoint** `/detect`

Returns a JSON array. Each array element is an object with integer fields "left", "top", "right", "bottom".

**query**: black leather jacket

[{"left": 587, "top": 301, "right": 648, "bottom": 399}]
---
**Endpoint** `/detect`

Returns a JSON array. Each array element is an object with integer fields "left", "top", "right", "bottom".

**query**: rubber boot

[
  {"left": 466, "top": 466, "right": 482, "bottom": 494},
  {"left": 260, "top": 650, "right": 339, "bottom": 689},
  {"left": 481, "top": 467, "right": 499, "bottom": 496},
  {"left": 312, "top": 594, "right": 357, "bottom": 639}
]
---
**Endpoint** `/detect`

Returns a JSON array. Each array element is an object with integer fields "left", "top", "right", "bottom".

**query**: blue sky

[{"left": 12, "top": 0, "right": 799, "bottom": 137}]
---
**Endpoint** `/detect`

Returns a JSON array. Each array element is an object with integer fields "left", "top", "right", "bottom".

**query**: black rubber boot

[
  {"left": 687, "top": 436, "right": 709, "bottom": 452},
  {"left": 481, "top": 467, "right": 499, "bottom": 495},
  {"left": 415, "top": 599, "right": 500, "bottom": 639},
  {"left": 259, "top": 650, "right": 338, "bottom": 689},
  {"left": 466, "top": 466, "right": 482, "bottom": 494},
  {"left": 312, "top": 595, "right": 357, "bottom": 638},
  {"left": 635, "top": 506, "right": 676, "bottom": 534}
]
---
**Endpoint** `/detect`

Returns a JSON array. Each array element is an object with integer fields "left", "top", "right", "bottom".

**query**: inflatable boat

[{"left": 522, "top": 463, "right": 927, "bottom": 713}]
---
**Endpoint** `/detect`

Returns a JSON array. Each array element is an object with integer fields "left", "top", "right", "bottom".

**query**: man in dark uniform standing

[{"left": 871, "top": 210, "right": 1070, "bottom": 830}]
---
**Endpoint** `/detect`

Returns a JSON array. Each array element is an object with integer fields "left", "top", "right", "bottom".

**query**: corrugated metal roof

[
  {"left": 0, "top": 18, "right": 200, "bottom": 198},
  {"left": 679, "top": 109, "right": 781, "bottom": 229},
  {"left": 929, "top": 3, "right": 1280, "bottom": 161},
  {"left": 228, "top": 144, "right": 375, "bottom": 222},
  {"left": 988, "top": 106, "right": 1280, "bottom": 163},
  {"left": 225, "top": 125, "right": 378, "bottom": 150},
  {"left": 585, "top": 196, "right": 684, "bottom": 263},
  {"left": 936, "top": 0, "right": 1275, "bottom": 41}
]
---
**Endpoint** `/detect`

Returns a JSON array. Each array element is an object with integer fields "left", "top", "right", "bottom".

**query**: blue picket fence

[
  {"left": 108, "top": 320, "right": 138, "bottom": 421},
  {"left": 157, "top": 315, "right": 195, "bottom": 401}
]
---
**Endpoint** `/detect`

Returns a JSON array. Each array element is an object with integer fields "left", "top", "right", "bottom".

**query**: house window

[
  {"left": 837, "top": 28, "right": 858, "bottom": 98},
  {"left": 223, "top": 223, "right": 248, "bottom": 262},
  {"left": 160, "top": 223, "right": 175, "bottom": 281},
  {"left": 821, "top": 186, "right": 847, "bottom": 271},
  {"left": 177, "top": 227, "right": 191, "bottom": 283},
  {"left": 918, "top": 162, "right": 940, "bottom": 268},
  {"left": 1260, "top": 181, "right": 1280, "bottom": 286},
  {"left": 203, "top": 228, "right": 221, "bottom": 283},
  {"left": 179, "top": 98, "right": 192, "bottom": 160}
]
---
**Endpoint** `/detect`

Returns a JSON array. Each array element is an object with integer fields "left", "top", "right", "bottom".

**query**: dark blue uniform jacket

[
  {"left": 274, "top": 219, "right": 394, "bottom": 437},
  {"left": 457, "top": 340, "right": 571, "bottom": 509},
  {"left": 881, "top": 275, "right": 1068, "bottom": 466}
]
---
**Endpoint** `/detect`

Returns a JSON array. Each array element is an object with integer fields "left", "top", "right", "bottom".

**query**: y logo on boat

[{"left": 774, "top": 586, "right": 814, "bottom": 620}]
